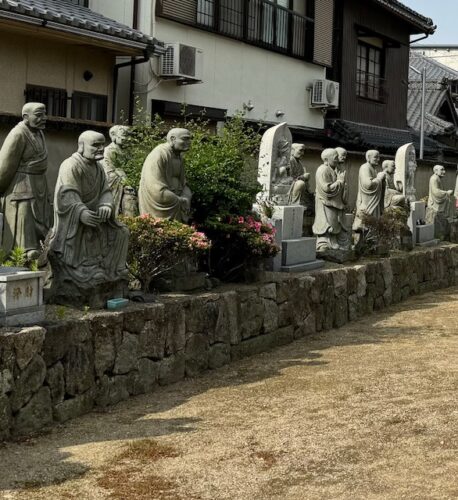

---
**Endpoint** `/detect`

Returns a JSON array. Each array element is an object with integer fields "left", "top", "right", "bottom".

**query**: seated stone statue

[
  {"left": 139, "top": 128, "right": 192, "bottom": 222},
  {"left": 287, "top": 143, "right": 314, "bottom": 214},
  {"left": 382, "top": 160, "right": 406, "bottom": 209},
  {"left": 312, "top": 148, "right": 351, "bottom": 253},
  {"left": 0, "top": 103, "right": 52, "bottom": 258},
  {"left": 103, "top": 125, "right": 137, "bottom": 217},
  {"left": 48, "top": 131, "right": 129, "bottom": 305},
  {"left": 426, "top": 165, "right": 455, "bottom": 221},
  {"left": 353, "top": 150, "right": 386, "bottom": 233}
]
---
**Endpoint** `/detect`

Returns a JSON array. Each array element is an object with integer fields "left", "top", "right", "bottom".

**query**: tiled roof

[
  {"left": 0, "top": 0, "right": 156, "bottom": 50},
  {"left": 371, "top": 0, "right": 436, "bottom": 34},
  {"left": 408, "top": 52, "right": 458, "bottom": 137},
  {"left": 328, "top": 119, "right": 454, "bottom": 158}
]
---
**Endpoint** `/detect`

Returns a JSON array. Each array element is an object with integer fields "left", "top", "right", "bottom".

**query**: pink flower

[{"left": 238, "top": 216, "right": 245, "bottom": 224}]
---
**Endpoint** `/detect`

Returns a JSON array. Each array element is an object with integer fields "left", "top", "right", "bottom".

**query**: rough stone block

[
  {"left": 0, "top": 368, "right": 13, "bottom": 396},
  {"left": 138, "top": 304, "right": 166, "bottom": 360},
  {"left": 13, "top": 387, "right": 52, "bottom": 436},
  {"left": 185, "top": 335, "right": 209, "bottom": 377},
  {"left": 274, "top": 326, "right": 294, "bottom": 346},
  {"left": 215, "top": 292, "right": 239, "bottom": 345},
  {"left": 262, "top": 299, "right": 278, "bottom": 333},
  {"left": 96, "top": 375, "right": 130, "bottom": 407},
  {"left": 159, "top": 353, "right": 185, "bottom": 386},
  {"left": 45, "top": 362, "right": 65, "bottom": 405},
  {"left": 123, "top": 308, "right": 146, "bottom": 334},
  {"left": 114, "top": 332, "right": 139, "bottom": 375},
  {"left": 0, "top": 395, "right": 12, "bottom": 440},
  {"left": 208, "top": 343, "right": 231, "bottom": 370},
  {"left": 231, "top": 332, "right": 276, "bottom": 360},
  {"left": 131, "top": 358, "right": 159, "bottom": 395},
  {"left": 64, "top": 343, "right": 94, "bottom": 397},
  {"left": 10, "top": 354, "right": 46, "bottom": 412},
  {"left": 54, "top": 389, "right": 95, "bottom": 423},
  {"left": 12, "top": 327, "right": 45, "bottom": 370},
  {"left": 43, "top": 320, "right": 92, "bottom": 367}
]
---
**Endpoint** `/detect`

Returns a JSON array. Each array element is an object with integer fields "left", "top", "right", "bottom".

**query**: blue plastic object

[{"left": 106, "top": 298, "right": 129, "bottom": 310}]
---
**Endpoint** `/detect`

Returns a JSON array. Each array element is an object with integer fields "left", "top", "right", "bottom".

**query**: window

[
  {"left": 161, "top": 0, "right": 314, "bottom": 61},
  {"left": 72, "top": 92, "right": 107, "bottom": 122},
  {"left": 67, "top": 0, "right": 89, "bottom": 6},
  {"left": 356, "top": 40, "right": 384, "bottom": 101},
  {"left": 25, "top": 85, "right": 67, "bottom": 117}
]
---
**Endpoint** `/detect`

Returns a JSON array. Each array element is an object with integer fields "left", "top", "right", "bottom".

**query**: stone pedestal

[
  {"left": 0, "top": 267, "right": 46, "bottom": 326},
  {"left": 271, "top": 206, "right": 324, "bottom": 273},
  {"left": 409, "top": 201, "right": 436, "bottom": 246}
]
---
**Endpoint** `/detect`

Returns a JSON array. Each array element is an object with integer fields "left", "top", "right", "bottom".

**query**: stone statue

[
  {"left": 48, "top": 131, "right": 129, "bottom": 305},
  {"left": 353, "top": 150, "right": 386, "bottom": 232},
  {"left": 287, "top": 143, "right": 314, "bottom": 213},
  {"left": 335, "top": 147, "right": 349, "bottom": 207},
  {"left": 139, "top": 128, "right": 192, "bottom": 222},
  {"left": 257, "top": 122, "right": 293, "bottom": 205},
  {"left": 394, "top": 143, "right": 417, "bottom": 202},
  {"left": 312, "top": 148, "right": 351, "bottom": 253},
  {"left": 426, "top": 165, "right": 455, "bottom": 220},
  {"left": 0, "top": 103, "right": 52, "bottom": 258},
  {"left": 382, "top": 160, "right": 406, "bottom": 209},
  {"left": 103, "top": 125, "right": 137, "bottom": 217}
]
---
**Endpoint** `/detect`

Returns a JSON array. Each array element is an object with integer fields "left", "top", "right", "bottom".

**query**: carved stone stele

[{"left": 394, "top": 142, "right": 417, "bottom": 202}]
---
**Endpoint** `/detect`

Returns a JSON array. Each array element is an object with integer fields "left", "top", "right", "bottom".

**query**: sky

[{"left": 401, "top": 0, "right": 457, "bottom": 44}]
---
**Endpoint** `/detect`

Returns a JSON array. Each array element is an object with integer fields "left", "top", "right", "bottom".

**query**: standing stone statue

[
  {"left": 353, "top": 150, "right": 386, "bottom": 232},
  {"left": 394, "top": 143, "right": 417, "bottom": 202},
  {"left": 426, "top": 165, "right": 455, "bottom": 221},
  {"left": 0, "top": 103, "right": 52, "bottom": 258},
  {"left": 103, "top": 125, "right": 138, "bottom": 217},
  {"left": 383, "top": 160, "right": 406, "bottom": 209},
  {"left": 139, "top": 128, "right": 192, "bottom": 222},
  {"left": 288, "top": 143, "right": 314, "bottom": 213},
  {"left": 48, "top": 131, "right": 129, "bottom": 306},
  {"left": 335, "top": 147, "right": 349, "bottom": 208},
  {"left": 312, "top": 148, "right": 351, "bottom": 255}
]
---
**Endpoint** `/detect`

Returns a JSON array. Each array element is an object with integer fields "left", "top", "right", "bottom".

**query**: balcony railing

[{"left": 158, "top": 0, "right": 314, "bottom": 62}]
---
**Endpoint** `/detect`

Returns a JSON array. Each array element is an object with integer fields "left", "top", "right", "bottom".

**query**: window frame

[
  {"left": 24, "top": 84, "right": 68, "bottom": 118},
  {"left": 356, "top": 39, "right": 386, "bottom": 103},
  {"left": 71, "top": 91, "right": 108, "bottom": 122}
]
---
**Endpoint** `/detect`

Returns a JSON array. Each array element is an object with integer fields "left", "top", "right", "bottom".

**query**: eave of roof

[
  {"left": 0, "top": 0, "right": 162, "bottom": 54},
  {"left": 371, "top": 0, "right": 436, "bottom": 35}
]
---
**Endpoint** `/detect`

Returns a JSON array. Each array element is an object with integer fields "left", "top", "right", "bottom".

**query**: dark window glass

[
  {"left": 67, "top": 0, "right": 89, "bottom": 6},
  {"left": 356, "top": 41, "right": 384, "bottom": 101},
  {"left": 24, "top": 85, "right": 67, "bottom": 117},
  {"left": 72, "top": 92, "right": 107, "bottom": 122}
]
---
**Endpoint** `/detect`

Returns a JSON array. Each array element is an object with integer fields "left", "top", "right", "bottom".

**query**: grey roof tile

[
  {"left": 371, "top": 0, "right": 435, "bottom": 34},
  {"left": 0, "top": 0, "right": 154, "bottom": 48}
]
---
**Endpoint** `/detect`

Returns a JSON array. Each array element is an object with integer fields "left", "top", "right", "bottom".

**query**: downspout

[{"left": 128, "top": 0, "right": 140, "bottom": 125}]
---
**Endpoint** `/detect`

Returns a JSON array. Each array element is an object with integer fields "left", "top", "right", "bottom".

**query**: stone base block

[
  {"left": 154, "top": 272, "right": 208, "bottom": 293},
  {"left": 282, "top": 238, "right": 317, "bottom": 267},
  {"left": 317, "top": 248, "right": 356, "bottom": 264},
  {"left": 416, "top": 224, "right": 435, "bottom": 244},
  {"left": 0, "top": 305, "right": 45, "bottom": 327},
  {"left": 449, "top": 220, "right": 458, "bottom": 243},
  {"left": 417, "top": 239, "right": 440, "bottom": 247},
  {"left": 281, "top": 260, "right": 325, "bottom": 273}
]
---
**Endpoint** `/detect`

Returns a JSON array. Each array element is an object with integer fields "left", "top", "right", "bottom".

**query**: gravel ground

[{"left": 1, "top": 287, "right": 457, "bottom": 500}]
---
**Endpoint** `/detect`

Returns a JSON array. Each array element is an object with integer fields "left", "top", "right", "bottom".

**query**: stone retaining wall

[{"left": 1, "top": 244, "right": 458, "bottom": 441}]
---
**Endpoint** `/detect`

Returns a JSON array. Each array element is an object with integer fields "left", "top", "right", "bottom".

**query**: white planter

[{"left": 0, "top": 267, "right": 46, "bottom": 327}]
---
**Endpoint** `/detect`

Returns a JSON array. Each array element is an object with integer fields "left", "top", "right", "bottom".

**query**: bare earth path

[{"left": 1, "top": 287, "right": 457, "bottom": 500}]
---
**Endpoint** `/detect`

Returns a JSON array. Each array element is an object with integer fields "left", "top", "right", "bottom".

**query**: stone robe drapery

[
  {"left": 312, "top": 163, "right": 349, "bottom": 250},
  {"left": 49, "top": 153, "right": 129, "bottom": 286},
  {"left": 384, "top": 173, "right": 405, "bottom": 208},
  {"left": 0, "top": 122, "right": 51, "bottom": 254},
  {"left": 139, "top": 143, "right": 191, "bottom": 222},
  {"left": 353, "top": 162, "right": 384, "bottom": 231},
  {"left": 103, "top": 142, "right": 126, "bottom": 215},
  {"left": 427, "top": 174, "right": 454, "bottom": 218}
]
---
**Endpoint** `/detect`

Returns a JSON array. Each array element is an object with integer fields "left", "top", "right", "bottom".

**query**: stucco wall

[
  {"left": 1, "top": 244, "right": 458, "bottom": 441},
  {"left": 0, "top": 32, "right": 114, "bottom": 119}
]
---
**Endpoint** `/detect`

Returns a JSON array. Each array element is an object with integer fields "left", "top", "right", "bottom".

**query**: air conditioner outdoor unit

[
  {"left": 159, "top": 43, "right": 203, "bottom": 84},
  {"left": 310, "top": 79, "right": 340, "bottom": 109}
]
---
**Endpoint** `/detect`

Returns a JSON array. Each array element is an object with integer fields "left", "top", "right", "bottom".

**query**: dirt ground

[{"left": 1, "top": 287, "right": 457, "bottom": 500}]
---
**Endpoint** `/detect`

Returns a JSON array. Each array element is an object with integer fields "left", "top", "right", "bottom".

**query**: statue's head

[
  {"left": 109, "top": 125, "right": 129, "bottom": 147},
  {"left": 382, "top": 160, "right": 396, "bottom": 174},
  {"left": 78, "top": 131, "right": 106, "bottom": 161},
  {"left": 321, "top": 148, "right": 339, "bottom": 168},
  {"left": 291, "top": 143, "right": 306, "bottom": 160},
  {"left": 167, "top": 128, "right": 191, "bottom": 152},
  {"left": 22, "top": 102, "right": 47, "bottom": 130},
  {"left": 335, "top": 147, "right": 347, "bottom": 164},
  {"left": 366, "top": 150, "right": 380, "bottom": 167},
  {"left": 433, "top": 164, "right": 446, "bottom": 177}
]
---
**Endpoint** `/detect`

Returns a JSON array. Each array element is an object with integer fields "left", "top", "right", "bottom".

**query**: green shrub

[
  {"left": 360, "top": 206, "right": 410, "bottom": 252},
  {"left": 120, "top": 214, "right": 210, "bottom": 292}
]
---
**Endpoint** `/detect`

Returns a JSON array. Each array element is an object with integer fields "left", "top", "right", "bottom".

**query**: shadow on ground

[{"left": 0, "top": 287, "right": 456, "bottom": 492}]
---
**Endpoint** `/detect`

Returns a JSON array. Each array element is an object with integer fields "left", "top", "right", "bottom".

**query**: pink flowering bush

[
  {"left": 121, "top": 215, "right": 210, "bottom": 292},
  {"left": 201, "top": 214, "right": 279, "bottom": 281}
]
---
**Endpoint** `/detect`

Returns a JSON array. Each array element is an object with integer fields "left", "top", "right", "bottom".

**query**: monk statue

[
  {"left": 0, "top": 103, "right": 52, "bottom": 258},
  {"left": 426, "top": 165, "right": 455, "bottom": 222},
  {"left": 312, "top": 148, "right": 351, "bottom": 253},
  {"left": 287, "top": 143, "right": 314, "bottom": 214},
  {"left": 139, "top": 128, "right": 192, "bottom": 222},
  {"left": 335, "top": 147, "right": 349, "bottom": 208},
  {"left": 48, "top": 131, "right": 129, "bottom": 305},
  {"left": 103, "top": 125, "right": 137, "bottom": 217},
  {"left": 382, "top": 160, "right": 406, "bottom": 209},
  {"left": 353, "top": 150, "right": 386, "bottom": 233}
]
